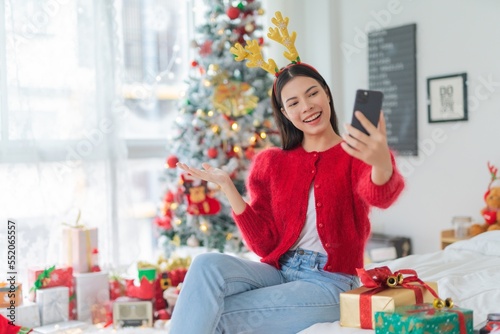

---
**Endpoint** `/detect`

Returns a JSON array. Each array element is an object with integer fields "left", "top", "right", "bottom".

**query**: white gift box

[
  {"left": 61, "top": 226, "right": 98, "bottom": 273},
  {"left": 0, "top": 301, "right": 41, "bottom": 328},
  {"left": 32, "top": 320, "right": 88, "bottom": 333},
  {"left": 74, "top": 271, "right": 110, "bottom": 322},
  {"left": 36, "top": 287, "right": 69, "bottom": 325}
]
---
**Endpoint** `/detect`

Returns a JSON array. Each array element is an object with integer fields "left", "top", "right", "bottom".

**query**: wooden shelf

[{"left": 440, "top": 229, "right": 471, "bottom": 249}]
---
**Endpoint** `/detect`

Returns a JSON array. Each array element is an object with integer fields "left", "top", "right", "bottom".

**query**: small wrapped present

[
  {"left": 0, "top": 301, "right": 41, "bottom": 328},
  {"left": 28, "top": 266, "right": 76, "bottom": 320},
  {"left": 0, "top": 282, "right": 22, "bottom": 308},
  {"left": 340, "top": 266, "right": 439, "bottom": 329},
  {"left": 90, "top": 301, "right": 113, "bottom": 326},
  {"left": 36, "top": 287, "right": 69, "bottom": 325},
  {"left": 61, "top": 226, "right": 98, "bottom": 273},
  {"left": 109, "top": 275, "right": 126, "bottom": 301},
  {"left": 375, "top": 303, "right": 473, "bottom": 334},
  {"left": 74, "top": 271, "right": 109, "bottom": 322},
  {"left": 28, "top": 266, "right": 73, "bottom": 300}
]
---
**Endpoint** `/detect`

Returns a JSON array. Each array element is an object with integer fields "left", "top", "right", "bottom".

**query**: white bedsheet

[{"left": 299, "top": 231, "right": 500, "bottom": 334}]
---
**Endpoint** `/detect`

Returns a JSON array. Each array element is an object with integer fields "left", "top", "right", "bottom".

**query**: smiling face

[{"left": 280, "top": 75, "right": 334, "bottom": 139}]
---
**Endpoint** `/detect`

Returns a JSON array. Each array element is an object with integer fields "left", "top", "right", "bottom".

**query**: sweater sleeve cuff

[
  {"left": 233, "top": 205, "right": 265, "bottom": 242},
  {"left": 357, "top": 165, "right": 405, "bottom": 208}
]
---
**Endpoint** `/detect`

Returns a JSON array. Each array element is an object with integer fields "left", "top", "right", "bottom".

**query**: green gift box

[{"left": 374, "top": 303, "right": 473, "bottom": 334}]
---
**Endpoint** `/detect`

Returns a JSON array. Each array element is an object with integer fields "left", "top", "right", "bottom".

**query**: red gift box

[
  {"left": 109, "top": 277, "right": 126, "bottom": 301},
  {"left": 28, "top": 265, "right": 77, "bottom": 320}
]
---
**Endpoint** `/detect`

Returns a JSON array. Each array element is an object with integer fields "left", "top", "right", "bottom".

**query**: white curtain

[
  {"left": 1, "top": 0, "right": 189, "bottom": 284},
  {"left": 1, "top": 0, "right": 122, "bottom": 282}
]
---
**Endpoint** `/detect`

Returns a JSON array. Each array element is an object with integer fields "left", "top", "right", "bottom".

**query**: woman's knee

[{"left": 188, "top": 252, "right": 233, "bottom": 275}]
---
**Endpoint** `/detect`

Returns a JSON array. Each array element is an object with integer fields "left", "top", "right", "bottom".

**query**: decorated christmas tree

[{"left": 154, "top": 0, "right": 280, "bottom": 255}]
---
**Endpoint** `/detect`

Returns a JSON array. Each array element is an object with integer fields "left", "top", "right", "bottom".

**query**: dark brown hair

[{"left": 271, "top": 63, "right": 339, "bottom": 150}]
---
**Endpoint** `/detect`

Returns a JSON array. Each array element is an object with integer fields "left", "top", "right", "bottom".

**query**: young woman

[{"left": 169, "top": 63, "right": 405, "bottom": 333}]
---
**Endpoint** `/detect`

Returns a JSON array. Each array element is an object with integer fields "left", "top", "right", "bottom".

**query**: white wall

[{"left": 264, "top": 0, "right": 500, "bottom": 254}]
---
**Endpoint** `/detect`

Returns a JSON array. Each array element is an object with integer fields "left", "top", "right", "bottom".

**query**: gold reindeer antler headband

[{"left": 230, "top": 11, "right": 301, "bottom": 77}]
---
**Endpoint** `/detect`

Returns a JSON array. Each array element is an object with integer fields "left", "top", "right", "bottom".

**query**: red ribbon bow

[{"left": 355, "top": 266, "right": 439, "bottom": 329}]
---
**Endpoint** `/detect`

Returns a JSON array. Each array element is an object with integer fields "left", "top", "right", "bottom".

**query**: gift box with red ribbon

[
  {"left": 28, "top": 265, "right": 77, "bottom": 320},
  {"left": 374, "top": 303, "right": 473, "bottom": 334},
  {"left": 340, "top": 266, "right": 439, "bottom": 329}
]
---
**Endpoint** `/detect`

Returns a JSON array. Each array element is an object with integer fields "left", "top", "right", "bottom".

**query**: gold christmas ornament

[
  {"left": 245, "top": 23, "right": 254, "bottom": 33},
  {"left": 212, "top": 81, "right": 258, "bottom": 117}
]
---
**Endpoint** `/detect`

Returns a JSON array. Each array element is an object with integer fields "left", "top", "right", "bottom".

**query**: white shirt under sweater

[{"left": 290, "top": 184, "right": 328, "bottom": 255}]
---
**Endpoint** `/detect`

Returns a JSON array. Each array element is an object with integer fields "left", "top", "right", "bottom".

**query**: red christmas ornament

[
  {"left": 156, "top": 309, "right": 171, "bottom": 320},
  {"left": 164, "top": 191, "right": 174, "bottom": 203},
  {"left": 191, "top": 60, "right": 198, "bottom": 67},
  {"left": 207, "top": 147, "right": 218, "bottom": 159},
  {"left": 258, "top": 37, "right": 264, "bottom": 45},
  {"left": 234, "top": 26, "right": 247, "bottom": 36},
  {"left": 245, "top": 147, "right": 256, "bottom": 160},
  {"left": 199, "top": 40, "right": 213, "bottom": 57},
  {"left": 166, "top": 155, "right": 179, "bottom": 168},
  {"left": 226, "top": 7, "right": 240, "bottom": 20},
  {"left": 90, "top": 248, "right": 101, "bottom": 272},
  {"left": 154, "top": 215, "right": 172, "bottom": 230}
]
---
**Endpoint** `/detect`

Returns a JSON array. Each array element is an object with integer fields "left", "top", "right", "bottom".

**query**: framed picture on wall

[{"left": 427, "top": 73, "right": 468, "bottom": 123}]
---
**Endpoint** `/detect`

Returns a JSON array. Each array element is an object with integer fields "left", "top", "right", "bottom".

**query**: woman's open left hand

[
  {"left": 340, "top": 111, "right": 392, "bottom": 171},
  {"left": 176, "top": 162, "right": 232, "bottom": 189}
]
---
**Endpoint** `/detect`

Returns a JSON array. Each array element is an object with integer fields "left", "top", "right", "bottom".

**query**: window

[{"left": 0, "top": 0, "right": 192, "bottom": 284}]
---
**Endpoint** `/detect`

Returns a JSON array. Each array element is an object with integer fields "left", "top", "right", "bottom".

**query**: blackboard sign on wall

[{"left": 368, "top": 23, "right": 417, "bottom": 156}]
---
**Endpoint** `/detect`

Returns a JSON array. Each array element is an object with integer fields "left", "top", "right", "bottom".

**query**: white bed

[{"left": 299, "top": 231, "right": 500, "bottom": 333}]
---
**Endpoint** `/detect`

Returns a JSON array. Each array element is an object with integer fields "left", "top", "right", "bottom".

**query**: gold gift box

[
  {"left": 0, "top": 282, "right": 23, "bottom": 308},
  {"left": 340, "top": 281, "right": 438, "bottom": 329}
]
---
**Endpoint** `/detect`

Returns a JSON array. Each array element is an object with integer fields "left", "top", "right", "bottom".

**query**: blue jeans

[{"left": 169, "top": 249, "right": 359, "bottom": 334}]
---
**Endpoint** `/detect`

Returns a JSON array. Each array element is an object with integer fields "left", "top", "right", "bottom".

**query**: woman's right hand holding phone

[{"left": 341, "top": 111, "right": 393, "bottom": 185}]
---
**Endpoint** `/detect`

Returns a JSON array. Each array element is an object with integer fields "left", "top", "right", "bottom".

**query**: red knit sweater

[{"left": 233, "top": 144, "right": 405, "bottom": 275}]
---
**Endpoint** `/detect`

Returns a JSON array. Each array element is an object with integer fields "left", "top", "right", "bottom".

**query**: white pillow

[{"left": 446, "top": 230, "right": 500, "bottom": 256}]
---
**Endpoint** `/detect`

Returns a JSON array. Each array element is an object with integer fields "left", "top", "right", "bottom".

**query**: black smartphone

[{"left": 351, "top": 89, "right": 384, "bottom": 135}]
